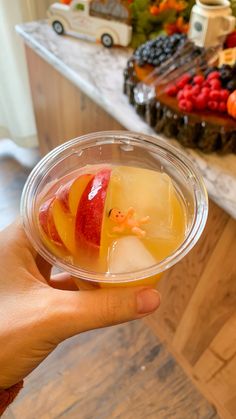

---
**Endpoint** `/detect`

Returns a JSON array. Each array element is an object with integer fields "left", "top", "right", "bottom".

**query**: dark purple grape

[
  {"left": 220, "top": 64, "right": 232, "bottom": 72},
  {"left": 220, "top": 69, "right": 232, "bottom": 79},
  {"left": 226, "top": 79, "right": 236, "bottom": 91},
  {"left": 231, "top": 62, "right": 236, "bottom": 74},
  {"left": 204, "top": 66, "right": 218, "bottom": 77}
]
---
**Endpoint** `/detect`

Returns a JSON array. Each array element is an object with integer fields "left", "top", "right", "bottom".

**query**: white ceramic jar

[{"left": 188, "top": 0, "right": 235, "bottom": 48}]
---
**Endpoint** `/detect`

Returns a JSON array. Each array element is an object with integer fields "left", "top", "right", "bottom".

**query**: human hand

[{"left": 0, "top": 221, "right": 160, "bottom": 389}]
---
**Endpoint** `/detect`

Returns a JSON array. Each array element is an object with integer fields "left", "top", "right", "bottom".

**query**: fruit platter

[
  {"left": 124, "top": 33, "right": 236, "bottom": 154},
  {"left": 123, "top": 0, "right": 236, "bottom": 154}
]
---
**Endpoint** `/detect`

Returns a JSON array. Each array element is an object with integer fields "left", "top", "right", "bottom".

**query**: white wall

[{"left": 0, "top": 0, "right": 54, "bottom": 147}]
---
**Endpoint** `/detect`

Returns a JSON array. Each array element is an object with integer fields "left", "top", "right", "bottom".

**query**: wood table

[{"left": 18, "top": 24, "right": 236, "bottom": 418}]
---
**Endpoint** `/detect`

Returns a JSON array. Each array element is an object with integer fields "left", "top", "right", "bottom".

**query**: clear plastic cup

[{"left": 21, "top": 131, "right": 208, "bottom": 289}]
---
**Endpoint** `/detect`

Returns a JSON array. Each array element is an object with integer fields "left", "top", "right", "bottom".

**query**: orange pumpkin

[
  {"left": 150, "top": 5, "right": 160, "bottom": 15},
  {"left": 227, "top": 90, "right": 236, "bottom": 118}
]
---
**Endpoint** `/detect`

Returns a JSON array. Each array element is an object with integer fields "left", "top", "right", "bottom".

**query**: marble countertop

[{"left": 16, "top": 21, "right": 236, "bottom": 219}]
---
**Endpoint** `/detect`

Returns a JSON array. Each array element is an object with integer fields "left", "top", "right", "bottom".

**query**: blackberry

[
  {"left": 204, "top": 66, "right": 218, "bottom": 77},
  {"left": 220, "top": 69, "right": 232, "bottom": 80},
  {"left": 226, "top": 79, "right": 236, "bottom": 91},
  {"left": 219, "top": 65, "right": 233, "bottom": 81},
  {"left": 231, "top": 62, "right": 236, "bottom": 75},
  {"left": 220, "top": 64, "right": 232, "bottom": 72}
]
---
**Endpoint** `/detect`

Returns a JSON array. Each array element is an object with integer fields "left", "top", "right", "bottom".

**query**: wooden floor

[
  {"left": 0, "top": 147, "right": 219, "bottom": 419},
  {"left": 0, "top": 156, "right": 30, "bottom": 230}
]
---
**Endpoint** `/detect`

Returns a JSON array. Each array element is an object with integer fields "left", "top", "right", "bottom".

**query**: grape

[{"left": 226, "top": 79, "right": 236, "bottom": 91}]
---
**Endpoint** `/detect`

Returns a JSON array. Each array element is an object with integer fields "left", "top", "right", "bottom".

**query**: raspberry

[
  {"left": 165, "top": 84, "right": 178, "bottom": 97},
  {"left": 207, "top": 71, "right": 220, "bottom": 81},
  {"left": 209, "top": 90, "right": 221, "bottom": 101},
  {"left": 209, "top": 79, "right": 221, "bottom": 89},
  {"left": 193, "top": 75, "right": 204, "bottom": 85},
  {"left": 177, "top": 90, "right": 185, "bottom": 100},
  {"left": 220, "top": 89, "right": 230, "bottom": 101},
  {"left": 183, "top": 89, "right": 194, "bottom": 100},
  {"left": 225, "top": 31, "right": 236, "bottom": 49},
  {"left": 177, "top": 81, "right": 185, "bottom": 89},
  {"left": 218, "top": 101, "right": 227, "bottom": 112},
  {"left": 208, "top": 100, "right": 218, "bottom": 111},
  {"left": 183, "top": 84, "right": 192, "bottom": 91},
  {"left": 195, "top": 94, "right": 208, "bottom": 110},
  {"left": 202, "top": 81, "right": 210, "bottom": 87},
  {"left": 192, "top": 85, "right": 201, "bottom": 95},
  {"left": 178, "top": 73, "right": 192, "bottom": 84},
  {"left": 178, "top": 99, "right": 193, "bottom": 112},
  {"left": 177, "top": 80, "right": 187, "bottom": 90},
  {"left": 176, "top": 73, "right": 192, "bottom": 89},
  {"left": 201, "top": 87, "right": 210, "bottom": 96}
]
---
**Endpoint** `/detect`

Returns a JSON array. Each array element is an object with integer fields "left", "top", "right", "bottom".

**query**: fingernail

[{"left": 137, "top": 289, "right": 161, "bottom": 314}]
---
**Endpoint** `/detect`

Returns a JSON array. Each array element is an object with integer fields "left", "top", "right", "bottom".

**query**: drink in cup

[{"left": 21, "top": 131, "right": 208, "bottom": 288}]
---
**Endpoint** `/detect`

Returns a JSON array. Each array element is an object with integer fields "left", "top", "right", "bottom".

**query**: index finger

[{"left": 0, "top": 218, "right": 37, "bottom": 257}]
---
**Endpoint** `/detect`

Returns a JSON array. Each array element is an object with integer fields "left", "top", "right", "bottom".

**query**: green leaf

[
  {"left": 149, "top": 29, "right": 166, "bottom": 39},
  {"left": 230, "top": 0, "right": 236, "bottom": 16},
  {"left": 131, "top": 32, "right": 147, "bottom": 48},
  {"left": 182, "top": 0, "right": 195, "bottom": 19},
  {"left": 151, "top": 9, "right": 177, "bottom": 24}
]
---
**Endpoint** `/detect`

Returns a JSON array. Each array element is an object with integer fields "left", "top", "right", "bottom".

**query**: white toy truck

[{"left": 48, "top": 0, "right": 132, "bottom": 47}]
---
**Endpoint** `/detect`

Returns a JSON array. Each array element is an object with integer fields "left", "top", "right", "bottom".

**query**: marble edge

[
  {"left": 15, "top": 24, "right": 150, "bottom": 134},
  {"left": 15, "top": 24, "right": 236, "bottom": 219}
]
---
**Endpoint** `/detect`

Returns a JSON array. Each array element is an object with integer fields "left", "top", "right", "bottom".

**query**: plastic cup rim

[{"left": 20, "top": 130, "right": 208, "bottom": 283}]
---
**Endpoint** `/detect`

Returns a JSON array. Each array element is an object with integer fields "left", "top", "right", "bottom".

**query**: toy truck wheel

[
  {"left": 101, "top": 33, "right": 113, "bottom": 48},
  {"left": 52, "top": 21, "right": 64, "bottom": 35}
]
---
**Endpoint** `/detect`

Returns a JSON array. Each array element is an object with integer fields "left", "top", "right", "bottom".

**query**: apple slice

[
  {"left": 75, "top": 168, "right": 111, "bottom": 248},
  {"left": 38, "top": 198, "right": 62, "bottom": 244},
  {"left": 56, "top": 180, "right": 74, "bottom": 212},
  {"left": 69, "top": 174, "right": 93, "bottom": 216},
  {"left": 56, "top": 174, "right": 93, "bottom": 215},
  {"left": 108, "top": 236, "right": 156, "bottom": 274},
  {"left": 51, "top": 199, "right": 76, "bottom": 254}
]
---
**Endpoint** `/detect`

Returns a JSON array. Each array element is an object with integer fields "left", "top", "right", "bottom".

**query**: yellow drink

[
  {"left": 37, "top": 164, "right": 187, "bottom": 288},
  {"left": 21, "top": 131, "right": 208, "bottom": 289},
  {"left": 101, "top": 166, "right": 186, "bottom": 266}
]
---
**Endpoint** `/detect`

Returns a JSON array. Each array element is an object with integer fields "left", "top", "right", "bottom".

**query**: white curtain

[{"left": 0, "top": 0, "right": 52, "bottom": 147}]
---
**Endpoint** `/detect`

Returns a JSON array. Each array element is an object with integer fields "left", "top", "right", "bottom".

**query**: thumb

[{"left": 49, "top": 287, "right": 161, "bottom": 341}]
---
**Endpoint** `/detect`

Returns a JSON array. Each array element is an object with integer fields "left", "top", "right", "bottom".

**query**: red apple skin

[
  {"left": 75, "top": 168, "right": 111, "bottom": 247},
  {"left": 56, "top": 180, "right": 74, "bottom": 212},
  {"left": 56, "top": 174, "right": 93, "bottom": 215},
  {"left": 38, "top": 197, "right": 62, "bottom": 244}
]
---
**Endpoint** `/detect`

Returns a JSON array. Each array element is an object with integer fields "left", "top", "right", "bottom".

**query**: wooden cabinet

[
  {"left": 25, "top": 46, "right": 123, "bottom": 155},
  {"left": 145, "top": 202, "right": 236, "bottom": 418},
  {"left": 25, "top": 45, "right": 236, "bottom": 418}
]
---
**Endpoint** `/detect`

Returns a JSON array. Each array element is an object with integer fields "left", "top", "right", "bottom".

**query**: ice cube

[
  {"left": 107, "top": 167, "right": 175, "bottom": 238},
  {"left": 108, "top": 236, "right": 156, "bottom": 274}
]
